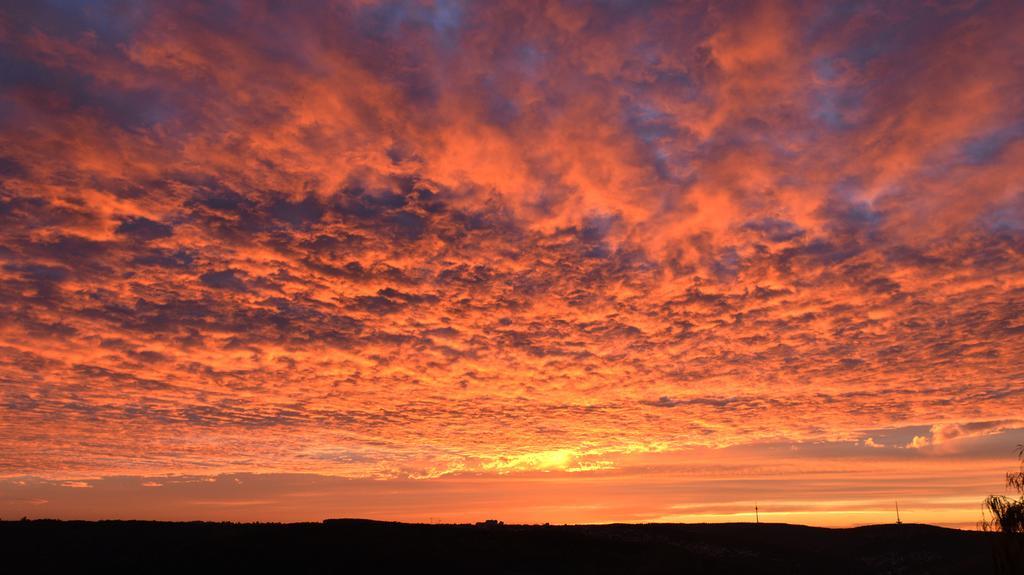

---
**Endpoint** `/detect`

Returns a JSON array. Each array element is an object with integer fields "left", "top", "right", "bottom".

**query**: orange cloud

[{"left": 0, "top": 0, "right": 1022, "bottom": 526}]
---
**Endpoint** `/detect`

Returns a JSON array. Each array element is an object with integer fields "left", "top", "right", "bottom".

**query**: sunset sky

[{"left": 1, "top": 1, "right": 1023, "bottom": 529}]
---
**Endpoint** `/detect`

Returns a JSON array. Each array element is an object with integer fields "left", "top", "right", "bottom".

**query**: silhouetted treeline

[
  {"left": 0, "top": 519, "right": 998, "bottom": 574},
  {"left": 982, "top": 445, "right": 1024, "bottom": 574}
]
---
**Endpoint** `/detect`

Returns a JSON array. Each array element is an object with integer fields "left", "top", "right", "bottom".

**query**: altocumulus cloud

[{"left": 0, "top": 1, "right": 1021, "bottom": 490}]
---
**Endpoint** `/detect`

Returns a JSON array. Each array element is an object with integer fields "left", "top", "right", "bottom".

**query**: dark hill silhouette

[{"left": 1, "top": 518, "right": 995, "bottom": 573}]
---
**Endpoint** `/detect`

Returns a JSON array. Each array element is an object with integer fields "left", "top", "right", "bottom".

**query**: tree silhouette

[{"left": 982, "top": 445, "right": 1024, "bottom": 574}]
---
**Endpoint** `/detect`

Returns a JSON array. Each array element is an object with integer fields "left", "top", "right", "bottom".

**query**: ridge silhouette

[{"left": 1, "top": 518, "right": 996, "bottom": 574}]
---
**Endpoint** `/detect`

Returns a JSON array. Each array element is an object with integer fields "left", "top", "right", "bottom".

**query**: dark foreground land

[{"left": 0, "top": 518, "right": 999, "bottom": 574}]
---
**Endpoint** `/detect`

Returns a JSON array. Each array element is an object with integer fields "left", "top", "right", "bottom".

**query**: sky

[{"left": 0, "top": 0, "right": 1023, "bottom": 529}]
